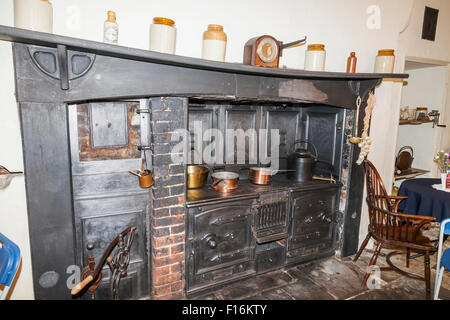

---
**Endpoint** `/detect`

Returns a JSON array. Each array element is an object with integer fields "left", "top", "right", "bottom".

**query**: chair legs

[
  {"left": 434, "top": 266, "right": 445, "bottom": 300},
  {"left": 361, "top": 242, "right": 383, "bottom": 290},
  {"left": 0, "top": 285, "right": 11, "bottom": 300},
  {"left": 354, "top": 234, "right": 371, "bottom": 262},
  {"left": 424, "top": 251, "right": 431, "bottom": 300},
  {"left": 406, "top": 248, "right": 410, "bottom": 268}
]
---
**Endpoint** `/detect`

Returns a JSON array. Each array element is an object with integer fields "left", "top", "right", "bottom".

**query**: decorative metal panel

[{"left": 90, "top": 102, "right": 129, "bottom": 148}]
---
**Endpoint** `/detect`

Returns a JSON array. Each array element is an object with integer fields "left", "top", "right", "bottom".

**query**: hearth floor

[{"left": 189, "top": 223, "right": 450, "bottom": 300}]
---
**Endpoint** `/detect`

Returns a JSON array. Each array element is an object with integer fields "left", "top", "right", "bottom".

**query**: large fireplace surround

[{"left": 0, "top": 26, "right": 407, "bottom": 300}]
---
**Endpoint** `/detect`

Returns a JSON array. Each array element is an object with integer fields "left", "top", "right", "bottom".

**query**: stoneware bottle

[
  {"left": 347, "top": 52, "right": 357, "bottom": 73},
  {"left": 14, "top": 0, "right": 53, "bottom": 33},
  {"left": 103, "top": 11, "right": 119, "bottom": 44},
  {"left": 201, "top": 24, "right": 227, "bottom": 62},
  {"left": 149, "top": 17, "right": 176, "bottom": 54}
]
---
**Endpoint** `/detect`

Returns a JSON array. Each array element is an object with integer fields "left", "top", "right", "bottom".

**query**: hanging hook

[{"left": 349, "top": 96, "right": 362, "bottom": 144}]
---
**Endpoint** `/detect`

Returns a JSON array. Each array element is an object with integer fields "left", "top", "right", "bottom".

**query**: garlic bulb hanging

[{"left": 355, "top": 92, "right": 376, "bottom": 165}]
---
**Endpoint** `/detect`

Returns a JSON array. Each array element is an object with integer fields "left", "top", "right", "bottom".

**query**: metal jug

[{"left": 287, "top": 140, "right": 318, "bottom": 182}]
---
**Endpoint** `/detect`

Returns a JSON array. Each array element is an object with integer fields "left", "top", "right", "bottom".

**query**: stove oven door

[
  {"left": 288, "top": 188, "right": 338, "bottom": 261},
  {"left": 187, "top": 199, "right": 255, "bottom": 292}
]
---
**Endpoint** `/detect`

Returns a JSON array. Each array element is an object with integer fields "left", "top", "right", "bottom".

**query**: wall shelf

[
  {"left": 0, "top": 165, "right": 23, "bottom": 190},
  {"left": 394, "top": 168, "right": 429, "bottom": 181},
  {"left": 399, "top": 119, "right": 433, "bottom": 125}
]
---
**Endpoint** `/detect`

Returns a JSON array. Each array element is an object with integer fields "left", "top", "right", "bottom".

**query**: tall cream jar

[
  {"left": 304, "top": 44, "right": 326, "bottom": 71},
  {"left": 201, "top": 24, "right": 227, "bottom": 62},
  {"left": 374, "top": 49, "right": 395, "bottom": 73},
  {"left": 14, "top": 0, "right": 53, "bottom": 33},
  {"left": 149, "top": 17, "right": 176, "bottom": 54}
]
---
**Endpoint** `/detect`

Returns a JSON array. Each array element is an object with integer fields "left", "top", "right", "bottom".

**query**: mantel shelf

[{"left": 0, "top": 25, "right": 409, "bottom": 82}]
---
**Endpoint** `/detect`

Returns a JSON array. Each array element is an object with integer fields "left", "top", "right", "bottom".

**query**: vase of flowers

[{"left": 434, "top": 150, "right": 450, "bottom": 188}]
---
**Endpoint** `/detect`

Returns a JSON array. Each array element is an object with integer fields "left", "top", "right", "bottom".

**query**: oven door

[
  {"left": 187, "top": 200, "right": 255, "bottom": 292},
  {"left": 288, "top": 188, "right": 338, "bottom": 259},
  {"left": 192, "top": 203, "right": 254, "bottom": 273}
]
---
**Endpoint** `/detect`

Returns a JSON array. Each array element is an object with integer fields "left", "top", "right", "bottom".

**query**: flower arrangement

[{"left": 434, "top": 150, "right": 450, "bottom": 173}]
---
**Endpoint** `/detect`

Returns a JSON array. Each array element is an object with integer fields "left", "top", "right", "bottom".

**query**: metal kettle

[{"left": 287, "top": 140, "right": 318, "bottom": 182}]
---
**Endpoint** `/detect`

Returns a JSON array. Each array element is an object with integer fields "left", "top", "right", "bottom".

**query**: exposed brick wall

[{"left": 150, "top": 97, "right": 187, "bottom": 300}]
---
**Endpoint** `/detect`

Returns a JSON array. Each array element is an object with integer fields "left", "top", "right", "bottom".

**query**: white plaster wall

[
  {"left": 0, "top": 0, "right": 34, "bottom": 300},
  {"left": 398, "top": 0, "right": 450, "bottom": 157},
  {"left": 4, "top": 0, "right": 444, "bottom": 299},
  {"left": 399, "top": 0, "right": 450, "bottom": 63}
]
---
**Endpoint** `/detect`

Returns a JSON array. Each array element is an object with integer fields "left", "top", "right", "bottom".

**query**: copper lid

[
  {"left": 107, "top": 11, "right": 116, "bottom": 22},
  {"left": 377, "top": 49, "right": 395, "bottom": 56},
  {"left": 208, "top": 24, "right": 223, "bottom": 31},
  {"left": 153, "top": 17, "right": 175, "bottom": 26},
  {"left": 307, "top": 44, "right": 325, "bottom": 51}
]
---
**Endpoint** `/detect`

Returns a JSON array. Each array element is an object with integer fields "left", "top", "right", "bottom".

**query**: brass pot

[{"left": 187, "top": 165, "right": 210, "bottom": 189}]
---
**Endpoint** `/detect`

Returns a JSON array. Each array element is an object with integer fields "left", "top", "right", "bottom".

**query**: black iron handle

[
  {"left": 203, "top": 233, "right": 217, "bottom": 249},
  {"left": 289, "top": 140, "right": 318, "bottom": 159},
  {"left": 280, "top": 36, "right": 307, "bottom": 50},
  {"left": 397, "top": 145, "right": 414, "bottom": 158},
  {"left": 137, "top": 145, "right": 152, "bottom": 151}
]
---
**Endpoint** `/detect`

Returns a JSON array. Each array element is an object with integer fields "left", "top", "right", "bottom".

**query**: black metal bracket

[
  {"left": 136, "top": 109, "right": 149, "bottom": 114},
  {"left": 57, "top": 44, "right": 69, "bottom": 90},
  {"left": 27, "top": 44, "right": 96, "bottom": 91},
  {"left": 137, "top": 145, "right": 152, "bottom": 151},
  {"left": 348, "top": 80, "right": 361, "bottom": 96}
]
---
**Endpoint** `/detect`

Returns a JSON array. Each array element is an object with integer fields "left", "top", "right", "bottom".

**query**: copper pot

[
  {"left": 211, "top": 171, "right": 239, "bottom": 193},
  {"left": 248, "top": 167, "right": 295, "bottom": 185},
  {"left": 138, "top": 169, "right": 153, "bottom": 188},
  {"left": 129, "top": 159, "right": 153, "bottom": 188},
  {"left": 249, "top": 167, "right": 273, "bottom": 185}
]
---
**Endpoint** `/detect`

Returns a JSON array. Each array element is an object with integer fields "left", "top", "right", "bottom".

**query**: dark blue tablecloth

[{"left": 398, "top": 178, "right": 450, "bottom": 222}]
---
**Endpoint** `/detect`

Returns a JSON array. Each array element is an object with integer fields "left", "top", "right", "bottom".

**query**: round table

[{"left": 398, "top": 178, "right": 450, "bottom": 222}]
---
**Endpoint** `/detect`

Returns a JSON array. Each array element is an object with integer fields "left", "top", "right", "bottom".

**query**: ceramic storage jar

[
  {"left": 149, "top": 17, "right": 176, "bottom": 54},
  {"left": 201, "top": 24, "right": 227, "bottom": 62},
  {"left": 14, "top": 0, "right": 53, "bottom": 33},
  {"left": 304, "top": 44, "right": 326, "bottom": 71},
  {"left": 374, "top": 49, "right": 395, "bottom": 73}
]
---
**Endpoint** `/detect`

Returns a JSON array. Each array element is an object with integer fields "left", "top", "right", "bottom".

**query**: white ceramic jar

[
  {"left": 149, "top": 17, "right": 176, "bottom": 54},
  {"left": 201, "top": 24, "right": 227, "bottom": 62},
  {"left": 374, "top": 49, "right": 395, "bottom": 73},
  {"left": 103, "top": 11, "right": 118, "bottom": 44},
  {"left": 14, "top": 0, "right": 53, "bottom": 33},
  {"left": 304, "top": 44, "right": 326, "bottom": 71}
]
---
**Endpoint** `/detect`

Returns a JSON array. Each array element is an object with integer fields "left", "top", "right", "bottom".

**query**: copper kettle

[{"left": 395, "top": 146, "right": 414, "bottom": 172}]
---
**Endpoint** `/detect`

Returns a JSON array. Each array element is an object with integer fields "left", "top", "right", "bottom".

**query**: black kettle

[{"left": 287, "top": 140, "right": 318, "bottom": 182}]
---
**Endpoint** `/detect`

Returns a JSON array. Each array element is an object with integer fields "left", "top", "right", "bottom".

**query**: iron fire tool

[{"left": 71, "top": 226, "right": 137, "bottom": 300}]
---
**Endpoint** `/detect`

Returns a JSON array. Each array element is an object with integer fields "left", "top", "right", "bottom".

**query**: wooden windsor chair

[{"left": 353, "top": 160, "right": 436, "bottom": 300}]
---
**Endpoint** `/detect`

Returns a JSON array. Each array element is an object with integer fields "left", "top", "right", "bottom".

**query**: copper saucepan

[
  {"left": 128, "top": 159, "right": 153, "bottom": 188},
  {"left": 248, "top": 167, "right": 296, "bottom": 185},
  {"left": 211, "top": 171, "right": 239, "bottom": 193}
]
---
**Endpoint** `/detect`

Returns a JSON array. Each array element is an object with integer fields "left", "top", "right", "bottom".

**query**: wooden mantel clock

[{"left": 243, "top": 35, "right": 307, "bottom": 68}]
